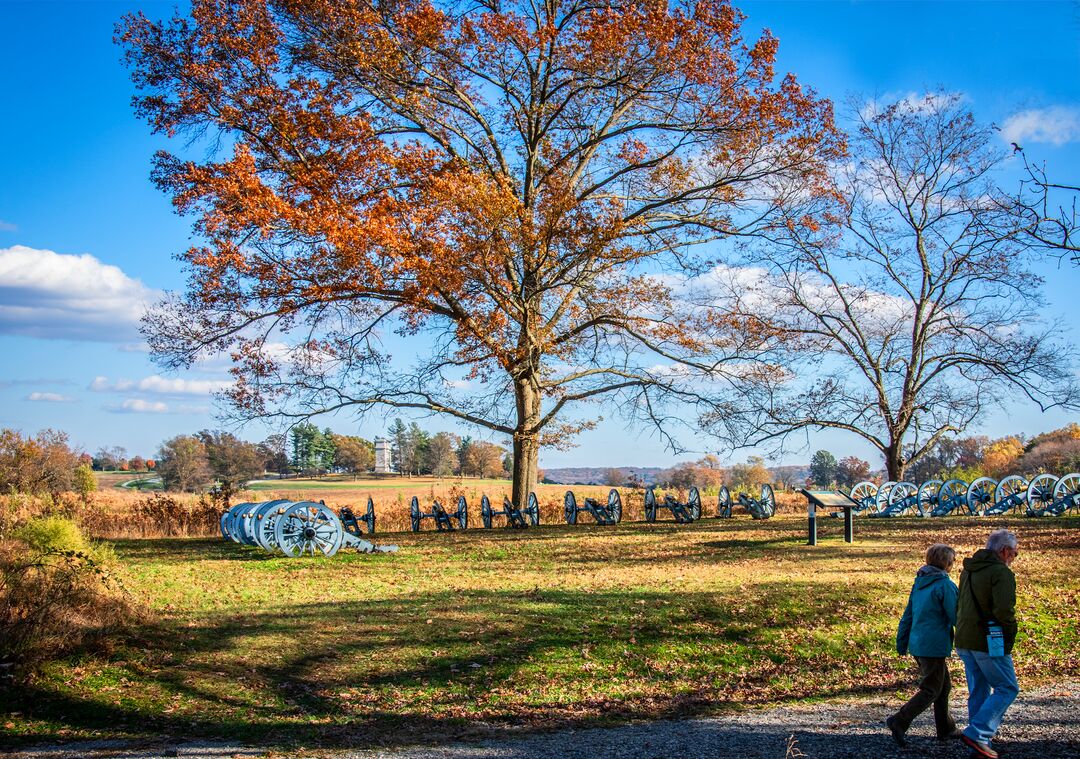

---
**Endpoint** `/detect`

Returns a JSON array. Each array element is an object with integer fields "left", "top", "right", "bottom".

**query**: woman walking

[{"left": 886, "top": 543, "right": 961, "bottom": 746}]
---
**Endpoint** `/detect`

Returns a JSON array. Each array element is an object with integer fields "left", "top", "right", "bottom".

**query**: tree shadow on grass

[{"left": 0, "top": 581, "right": 903, "bottom": 752}]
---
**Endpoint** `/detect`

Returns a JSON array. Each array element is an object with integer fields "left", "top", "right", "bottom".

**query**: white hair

[{"left": 986, "top": 529, "right": 1018, "bottom": 553}]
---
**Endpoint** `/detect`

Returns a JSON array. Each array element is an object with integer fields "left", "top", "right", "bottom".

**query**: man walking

[{"left": 955, "top": 529, "right": 1020, "bottom": 759}]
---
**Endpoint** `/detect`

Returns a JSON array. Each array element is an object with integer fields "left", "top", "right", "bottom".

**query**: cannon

[
  {"left": 340, "top": 496, "right": 377, "bottom": 534},
  {"left": 736, "top": 484, "right": 776, "bottom": 519},
  {"left": 977, "top": 476, "right": 1029, "bottom": 515},
  {"left": 847, "top": 481, "right": 881, "bottom": 514},
  {"left": 925, "top": 479, "right": 971, "bottom": 517},
  {"left": 717, "top": 484, "right": 774, "bottom": 519},
  {"left": 644, "top": 486, "right": 701, "bottom": 523},
  {"left": 1026, "top": 472, "right": 1080, "bottom": 516},
  {"left": 564, "top": 489, "right": 623, "bottom": 525},
  {"left": 480, "top": 493, "right": 540, "bottom": 528},
  {"left": 868, "top": 481, "right": 920, "bottom": 517},
  {"left": 411, "top": 495, "right": 468, "bottom": 532},
  {"left": 963, "top": 477, "right": 997, "bottom": 516},
  {"left": 220, "top": 499, "right": 396, "bottom": 557}
]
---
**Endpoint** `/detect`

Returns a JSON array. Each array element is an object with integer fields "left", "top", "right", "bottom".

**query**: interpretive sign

[{"left": 800, "top": 489, "right": 860, "bottom": 545}]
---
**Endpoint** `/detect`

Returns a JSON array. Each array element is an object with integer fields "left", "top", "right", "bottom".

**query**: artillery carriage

[
  {"left": 564, "top": 489, "right": 623, "bottom": 525},
  {"left": 715, "top": 484, "right": 775, "bottom": 519},
  {"left": 220, "top": 499, "right": 395, "bottom": 557},
  {"left": 411, "top": 495, "right": 468, "bottom": 532},
  {"left": 643, "top": 486, "right": 701, "bottom": 523},
  {"left": 480, "top": 492, "right": 541, "bottom": 528}
]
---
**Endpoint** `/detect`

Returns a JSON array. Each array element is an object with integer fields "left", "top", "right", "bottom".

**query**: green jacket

[{"left": 955, "top": 549, "right": 1017, "bottom": 654}]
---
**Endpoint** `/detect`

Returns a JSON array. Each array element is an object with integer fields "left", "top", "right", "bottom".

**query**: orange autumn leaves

[{"left": 119, "top": 0, "right": 843, "bottom": 479}]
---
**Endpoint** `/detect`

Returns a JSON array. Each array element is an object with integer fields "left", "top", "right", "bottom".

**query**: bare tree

[{"left": 710, "top": 94, "right": 1079, "bottom": 479}]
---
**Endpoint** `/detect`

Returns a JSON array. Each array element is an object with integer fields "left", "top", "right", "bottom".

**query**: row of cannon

[
  {"left": 847, "top": 473, "right": 1080, "bottom": 518},
  {"left": 218, "top": 483, "right": 778, "bottom": 557}
]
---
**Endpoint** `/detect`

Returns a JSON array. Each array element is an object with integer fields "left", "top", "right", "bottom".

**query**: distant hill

[
  {"left": 543, "top": 463, "right": 811, "bottom": 487},
  {"left": 541, "top": 466, "right": 666, "bottom": 485}
]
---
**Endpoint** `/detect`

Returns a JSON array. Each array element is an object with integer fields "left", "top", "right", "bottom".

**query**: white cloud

[
  {"left": 1002, "top": 106, "right": 1080, "bottom": 147},
  {"left": 109, "top": 398, "right": 170, "bottom": 414},
  {"left": 0, "top": 245, "right": 160, "bottom": 342},
  {"left": 860, "top": 91, "right": 965, "bottom": 121},
  {"left": 26, "top": 391, "right": 75, "bottom": 402},
  {"left": 90, "top": 374, "right": 230, "bottom": 396}
]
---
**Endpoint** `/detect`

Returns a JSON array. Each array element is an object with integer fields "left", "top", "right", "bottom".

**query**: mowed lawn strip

[{"left": 2, "top": 516, "right": 1077, "bottom": 749}]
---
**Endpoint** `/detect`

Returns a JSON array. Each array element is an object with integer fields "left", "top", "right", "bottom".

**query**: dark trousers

[{"left": 892, "top": 656, "right": 956, "bottom": 737}]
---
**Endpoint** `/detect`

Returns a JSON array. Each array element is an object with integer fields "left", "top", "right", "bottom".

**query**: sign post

[{"left": 799, "top": 490, "right": 860, "bottom": 545}]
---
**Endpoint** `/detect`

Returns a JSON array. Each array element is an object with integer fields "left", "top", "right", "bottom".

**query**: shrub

[{"left": 0, "top": 517, "right": 133, "bottom": 676}]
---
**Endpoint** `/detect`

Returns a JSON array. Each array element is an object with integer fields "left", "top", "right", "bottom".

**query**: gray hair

[
  {"left": 986, "top": 529, "right": 1018, "bottom": 553},
  {"left": 926, "top": 543, "right": 956, "bottom": 569}
]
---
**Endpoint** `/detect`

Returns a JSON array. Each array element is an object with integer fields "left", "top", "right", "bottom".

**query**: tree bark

[
  {"left": 884, "top": 440, "right": 905, "bottom": 482},
  {"left": 511, "top": 378, "right": 540, "bottom": 510}
]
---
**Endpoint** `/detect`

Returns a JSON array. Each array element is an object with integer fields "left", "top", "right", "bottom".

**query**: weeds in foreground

[{"left": 0, "top": 517, "right": 136, "bottom": 678}]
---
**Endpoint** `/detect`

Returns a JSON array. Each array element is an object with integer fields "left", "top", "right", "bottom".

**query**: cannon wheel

[
  {"left": 717, "top": 485, "right": 732, "bottom": 517},
  {"left": 365, "top": 496, "right": 376, "bottom": 534},
  {"left": 644, "top": 487, "right": 657, "bottom": 522},
  {"left": 967, "top": 477, "right": 998, "bottom": 516},
  {"left": 759, "top": 484, "right": 776, "bottom": 518},
  {"left": 254, "top": 500, "right": 290, "bottom": 552},
  {"left": 849, "top": 481, "right": 878, "bottom": 511},
  {"left": 1052, "top": 472, "right": 1080, "bottom": 514},
  {"left": 456, "top": 495, "right": 469, "bottom": 530},
  {"left": 608, "top": 489, "right": 623, "bottom": 523},
  {"left": 564, "top": 491, "right": 578, "bottom": 525},
  {"left": 889, "top": 482, "right": 918, "bottom": 511},
  {"left": 916, "top": 480, "right": 942, "bottom": 517},
  {"left": 410, "top": 496, "right": 421, "bottom": 532},
  {"left": 238, "top": 504, "right": 265, "bottom": 546},
  {"left": 993, "top": 475, "right": 1029, "bottom": 515},
  {"left": 937, "top": 479, "right": 968, "bottom": 515},
  {"left": 1026, "top": 473, "right": 1058, "bottom": 514},
  {"left": 275, "top": 501, "right": 344, "bottom": 557},
  {"left": 875, "top": 481, "right": 897, "bottom": 512},
  {"left": 526, "top": 492, "right": 540, "bottom": 526},
  {"left": 481, "top": 494, "right": 493, "bottom": 529},
  {"left": 222, "top": 502, "right": 248, "bottom": 541},
  {"left": 688, "top": 487, "right": 701, "bottom": 520}
]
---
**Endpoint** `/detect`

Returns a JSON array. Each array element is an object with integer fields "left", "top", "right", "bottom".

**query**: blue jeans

[{"left": 956, "top": 647, "right": 1020, "bottom": 744}]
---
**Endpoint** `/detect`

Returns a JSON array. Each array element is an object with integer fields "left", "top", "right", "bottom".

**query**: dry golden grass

[{"left": 5, "top": 479, "right": 803, "bottom": 538}]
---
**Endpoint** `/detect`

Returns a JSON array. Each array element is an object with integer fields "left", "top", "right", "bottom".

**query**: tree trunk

[
  {"left": 884, "top": 440, "right": 905, "bottom": 481},
  {"left": 511, "top": 378, "right": 541, "bottom": 510}
]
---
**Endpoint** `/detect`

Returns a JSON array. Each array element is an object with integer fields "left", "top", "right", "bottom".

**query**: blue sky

[{"left": 1, "top": 0, "right": 1079, "bottom": 467}]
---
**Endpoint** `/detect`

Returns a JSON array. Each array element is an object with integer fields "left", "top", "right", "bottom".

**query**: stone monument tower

[{"left": 374, "top": 437, "right": 392, "bottom": 474}]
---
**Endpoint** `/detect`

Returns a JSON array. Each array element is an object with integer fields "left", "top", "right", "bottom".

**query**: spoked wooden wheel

[
  {"left": 993, "top": 476, "right": 1029, "bottom": 515},
  {"left": 849, "top": 481, "right": 878, "bottom": 511},
  {"left": 875, "top": 481, "right": 897, "bottom": 512},
  {"left": 916, "top": 480, "right": 941, "bottom": 517},
  {"left": 608, "top": 489, "right": 623, "bottom": 523},
  {"left": 687, "top": 487, "right": 701, "bottom": 520},
  {"left": 966, "top": 477, "right": 998, "bottom": 516},
  {"left": 274, "top": 501, "right": 344, "bottom": 557},
  {"left": 1026, "top": 473, "right": 1058, "bottom": 514},
  {"left": 889, "top": 482, "right": 918, "bottom": 514}
]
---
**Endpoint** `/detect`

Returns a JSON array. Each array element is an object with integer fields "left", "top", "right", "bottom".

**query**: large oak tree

[{"left": 120, "top": 0, "right": 841, "bottom": 506}]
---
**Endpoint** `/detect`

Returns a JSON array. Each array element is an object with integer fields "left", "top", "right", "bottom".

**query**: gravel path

[{"left": 9, "top": 682, "right": 1079, "bottom": 759}]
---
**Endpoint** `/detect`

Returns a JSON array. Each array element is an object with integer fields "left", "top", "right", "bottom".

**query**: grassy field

[{"left": 2, "top": 514, "right": 1077, "bottom": 751}]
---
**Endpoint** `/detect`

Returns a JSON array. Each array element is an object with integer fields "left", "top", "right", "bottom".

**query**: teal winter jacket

[{"left": 896, "top": 565, "right": 958, "bottom": 658}]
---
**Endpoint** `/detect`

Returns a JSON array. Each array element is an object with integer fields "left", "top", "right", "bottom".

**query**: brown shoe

[
  {"left": 961, "top": 734, "right": 998, "bottom": 758},
  {"left": 937, "top": 729, "right": 964, "bottom": 741}
]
